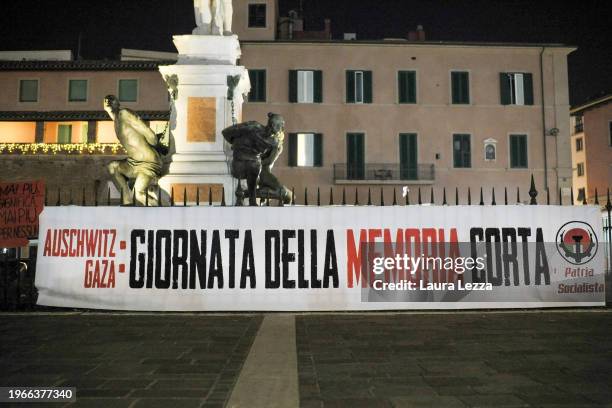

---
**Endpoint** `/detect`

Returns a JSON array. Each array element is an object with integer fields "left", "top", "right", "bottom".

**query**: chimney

[
  {"left": 324, "top": 18, "right": 332, "bottom": 39},
  {"left": 416, "top": 25, "right": 426, "bottom": 41}
]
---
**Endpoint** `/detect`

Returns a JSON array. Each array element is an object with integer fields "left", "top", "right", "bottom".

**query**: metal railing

[{"left": 333, "top": 163, "right": 435, "bottom": 181}]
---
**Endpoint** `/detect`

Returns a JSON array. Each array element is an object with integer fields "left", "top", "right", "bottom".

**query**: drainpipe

[{"left": 540, "top": 47, "right": 549, "bottom": 191}]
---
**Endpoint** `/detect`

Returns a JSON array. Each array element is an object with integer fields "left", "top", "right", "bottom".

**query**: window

[
  {"left": 248, "top": 4, "right": 266, "bottom": 28},
  {"left": 346, "top": 133, "right": 365, "bottom": 179},
  {"left": 248, "top": 70, "right": 266, "bottom": 102},
  {"left": 577, "top": 188, "right": 586, "bottom": 203},
  {"left": 485, "top": 143, "right": 496, "bottom": 161},
  {"left": 69, "top": 79, "right": 88, "bottom": 102},
  {"left": 500, "top": 73, "right": 534, "bottom": 105},
  {"left": 453, "top": 134, "right": 471, "bottom": 168},
  {"left": 289, "top": 70, "right": 322, "bottom": 103},
  {"left": 574, "top": 116, "right": 584, "bottom": 134},
  {"left": 575, "top": 137, "right": 583, "bottom": 152},
  {"left": 346, "top": 70, "right": 372, "bottom": 103},
  {"left": 19, "top": 79, "right": 38, "bottom": 102},
  {"left": 398, "top": 71, "right": 416, "bottom": 104},
  {"left": 451, "top": 71, "right": 470, "bottom": 104},
  {"left": 509, "top": 134, "right": 528, "bottom": 168},
  {"left": 399, "top": 133, "right": 418, "bottom": 179},
  {"left": 57, "top": 124, "right": 72, "bottom": 144},
  {"left": 118, "top": 79, "right": 138, "bottom": 102},
  {"left": 577, "top": 162, "right": 585, "bottom": 177},
  {"left": 288, "top": 133, "right": 323, "bottom": 167}
]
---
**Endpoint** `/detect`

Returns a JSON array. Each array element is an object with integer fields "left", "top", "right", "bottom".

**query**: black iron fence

[
  {"left": 1, "top": 175, "right": 611, "bottom": 309},
  {"left": 333, "top": 163, "right": 435, "bottom": 181}
]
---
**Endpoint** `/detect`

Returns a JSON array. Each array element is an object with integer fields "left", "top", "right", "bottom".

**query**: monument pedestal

[{"left": 158, "top": 34, "right": 247, "bottom": 205}]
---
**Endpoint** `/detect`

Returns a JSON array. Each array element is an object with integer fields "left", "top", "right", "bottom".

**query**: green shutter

[
  {"left": 451, "top": 72, "right": 460, "bottom": 104},
  {"left": 453, "top": 134, "right": 471, "bottom": 168},
  {"left": 400, "top": 133, "right": 418, "bottom": 179},
  {"left": 313, "top": 133, "right": 323, "bottom": 167},
  {"left": 69, "top": 80, "right": 87, "bottom": 102},
  {"left": 118, "top": 79, "right": 137, "bottom": 102},
  {"left": 510, "top": 134, "right": 527, "bottom": 168},
  {"left": 19, "top": 80, "right": 38, "bottom": 102},
  {"left": 346, "top": 71, "right": 355, "bottom": 103},
  {"left": 500, "top": 73, "right": 511, "bottom": 105},
  {"left": 58, "top": 125, "right": 72, "bottom": 144},
  {"left": 347, "top": 133, "right": 365, "bottom": 179},
  {"left": 313, "top": 70, "right": 323, "bottom": 103},
  {"left": 398, "top": 71, "right": 416, "bottom": 104},
  {"left": 452, "top": 72, "right": 469, "bottom": 104},
  {"left": 258, "top": 71, "right": 266, "bottom": 101},
  {"left": 289, "top": 70, "right": 297, "bottom": 103},
  {"left": 523, "top": 73, "right": 534, "bottom": 105},
  {"left": 288, "top": 133, "right": 297, "bottom": 166},
  {"left": 363, "top": 71, "right": 373, "bottom": 103},
  {"left": 520, "top": 136, "right": 528, "bottom": 167}
]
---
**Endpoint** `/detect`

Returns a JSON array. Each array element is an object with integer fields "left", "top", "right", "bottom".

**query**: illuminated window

[
  {"left": 289, "top": 70, "right": 322, "bottom": 103},
  {"left": 288, "top": 133, "right": 323, "bottom": 167},
  {"left": 346, "top": 70, "right": 372, "bottom": 104},
  {"left": 57, "top": 124, "right": 72, "bottom": 144},
  {"left": 500, "top": 73, "right": 534, "bottom": 105}
]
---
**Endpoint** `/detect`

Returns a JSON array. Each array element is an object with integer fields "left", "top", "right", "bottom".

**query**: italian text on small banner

[
  {"left": 0, "top": 180, "right": 45, "bottom": 248},
  {"left": 35, "top": 206, "right": 605, "bottom": 311}
]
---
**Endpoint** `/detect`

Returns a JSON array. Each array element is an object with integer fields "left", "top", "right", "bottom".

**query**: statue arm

[{"left": 119, "top": 110, "right": 158, "bottom": 146}]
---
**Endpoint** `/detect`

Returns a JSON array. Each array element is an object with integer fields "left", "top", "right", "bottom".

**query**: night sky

[{"left": 1, "top": 0, "right": 610, "bottom": 106}]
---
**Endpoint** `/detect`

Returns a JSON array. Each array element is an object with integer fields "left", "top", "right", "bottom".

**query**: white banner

[{"left": 35, "top": 205, "right": 606, "bottom": 311}]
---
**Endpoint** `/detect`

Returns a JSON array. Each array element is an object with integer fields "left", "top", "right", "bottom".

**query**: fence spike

[
  {"left": 606, "top": 188, "right": 612, "bottom": 212},
  {"left": 570, "top": 188, "right": 575, "bottom": 205},
  {"left": 145, "top": 188, "right": 149, "bottom": 207},
  {"left": 442, "top": 188, "right": 447, "bottom": 205},
  {"left": 582, "top": 190, "right": 588, "bottom": 205},
  {"left": 304, "top": 187, "right": 308, "bottom": 206},
  {"left": 82, "top": 187, "right": 86, "bottom": 206},
  {"left": 380, "top": 188, "right": 385, "bottom": 206},
  {"left": 392, "top": 188, "right": 397, "bottom": 206},
  {"left": 529, "top": 174, "right": 538, "bottom": 205},
  {"left": 266, "top": 189, "right": 270, "bottom": 207},
  {"left": 491, "top": 187, "right": 496, "bottom": 205},
  {"left": 221, "top": 187, "right": 226, "bottom": 206},
  {"left": 479, "top": 187, "right": 484, "bottom": 206},
  {"left": 558, "top": 187, "right": 562, "bottom": 206},
  {"left": 170, "top": 187, "right": 175, "bottom": 206},
  {"left": 158, "top": 185, "right": 162, "bottom": 207},
  {"left": 44, "top": 187, "right": 48, "bottom": 206},
  {"left": 291, "top": 187, "right": 296, "bottom": 206},
  {"left": 278, "top": 189, "right": 284, "bottom": 207},
  {"left": 546, "top": 188, "right": 550, "bottom": 205},
  {"left": 594, "top": 188, "right": 599, "bottom": 205},
  {"left": 132, "top": 188, "right": 136, "bottom": 207},
  {"left": 329, "top": 187, "right": 334, "bottom": 205},
  {"left": 405, "top": 188, "right": 410, "bottom": 206},
  {"left": 69, "top": 188, "right": 73, "bottom": 206},
  {"left": 94, "top": 187, "right": 98, "bottom": 207},
  {"left": 367, "top": 188, "right": 372, "bottom": 206},
  {"left": 418, "top": 188, "right": 422, "bottom": 205},
  {"left": 209, "top": 187, "right": 213, "bottom": 206},
  {"left": 342, "top": 188, "right": 347, "bottom": 205},
  {"left": 120, "top": 187, "right": 124, "bottom": 207},
  {"left": 107, "top": 187, "right": 111, "bottom": 206},
  {"left": 504, "top": 187, "right": 508, "bottom": 205},
  {"left": 355, "top": 187, "right": 359, "bottom": 206},
  {"left": 183, "top": 187, "right": 187, "bottom": 207},
  {"left": 55, "top": 187, "right": 61, "bottom": 206},
  {"left": 196, "top": 188, "right": 200, "bottom": 206},
  {"left": 455, "top": 187, "right": 459, "bottom": 205},
  {"left": 516, "top": 187, "right": 520, "bottom": 204},
  {"left": 467, "top": 188, "right": 471, "bottom": 205},
  {"left": 430, "top": 188, "right": 434, "bottom": 205},
  {"left": 317, "top": 187, "right": 321, "bottom": 206}
]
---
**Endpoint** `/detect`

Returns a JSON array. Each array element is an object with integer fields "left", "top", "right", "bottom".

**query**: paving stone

[
  {"left": 391, "top": 395, "right": 467, "bottom": 408},
  {"left": 459, "top": 394, "right": 529, "bottom": 407},
  {"left": 131, "top": 398, "right": 204, "bottom": 408}
]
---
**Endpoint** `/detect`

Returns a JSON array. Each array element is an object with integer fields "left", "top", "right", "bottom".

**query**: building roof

[
  {"left": 0, "top": 60, "right": 175, "bottom": 71},
  {"left": 241, "top": 39, "right": 576, "bottom": 49},
  {"left": 570, "top": 94, "right": 612, "bottom": 115},
  {"left": 0, "top": 111, "right": 169, "bottom": 121}
]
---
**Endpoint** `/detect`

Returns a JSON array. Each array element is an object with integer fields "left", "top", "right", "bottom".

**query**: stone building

[
  {"left": 0, "top": 0, "right": 576, "bottom": 204},
  {"left": 570, "top": 94, "right": 612, "bottom": 204}
]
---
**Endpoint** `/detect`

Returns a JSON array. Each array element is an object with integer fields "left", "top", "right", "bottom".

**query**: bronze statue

[
  {"left": 222, "top": 113, "right": 292, "bottom": 206},
  {"left": 104, "top": 95, "right": 168, "bottom": 205}
]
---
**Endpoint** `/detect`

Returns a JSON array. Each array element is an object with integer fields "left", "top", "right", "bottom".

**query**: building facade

[
  {"left": 570, "top": 94, "right": 612, "bottom": 204},
  {"left": 0, "top": 0, "right": 576, "bottom": 205}
]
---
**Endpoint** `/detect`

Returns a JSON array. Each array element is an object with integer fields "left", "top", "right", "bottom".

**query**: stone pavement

[{"left": 0, "top": 310, "right": 611, "bottom": 408}]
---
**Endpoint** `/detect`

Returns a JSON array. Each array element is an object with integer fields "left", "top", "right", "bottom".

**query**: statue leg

[
  {"left": 108, "top": 160, "right": 134, "bottom": 205},
  {"left": 246, "top": 165, "right": 260, "bottom": 207},
  {"left": 134, "top": 173, "right": 155, "bottom": 207},
  {"left": 235, "top": 180, "right": 244, "bottom": 206}
]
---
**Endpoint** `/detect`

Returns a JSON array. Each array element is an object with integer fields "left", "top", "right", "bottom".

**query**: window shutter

[
  {"left": 313, "top": 133, "right": 323, "bottom": 167},
  {"left": 520, "top": 136, "right": 528, "bottom": 167},
  {"left": 346, "top": 71, "right": 355, "bottom": 103},
  {"left": 523, "top": 73, "right": 534, "bottom": 105},
  {"left": 500, "top": 73, "right": 511, "bottom": 105},
  {"left": 258, "top": 71, "right": 266, "bottom": 101},
  {"left": 288, "top": 133, "right": 297, "bottom": 166},
  {"left": 363, "top": 71, "right": 373, "bottom": 104},
  {"left": 407, "top": 71, "right": 416, "bottom": 103},
  {"left": 313, "top": 70, "right": 323, "bottom": 103},
  {"left": 451, "top": 72, "right": 460, "bottom": 104},
  {"left": 398, "top": 72, "right": 407, "bottom": 103},
  {"left": 289, "top": 70, "right": 297, "bottom": 103}
]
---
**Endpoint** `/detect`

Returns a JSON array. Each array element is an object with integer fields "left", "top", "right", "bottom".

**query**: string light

[{"left": 0, "top": 143, "right": 125, "bottom": 155}]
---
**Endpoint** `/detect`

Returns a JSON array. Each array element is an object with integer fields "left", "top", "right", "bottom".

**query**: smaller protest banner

[{"left": 0, "top": 180, "right": 45, "bottom": 248}]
